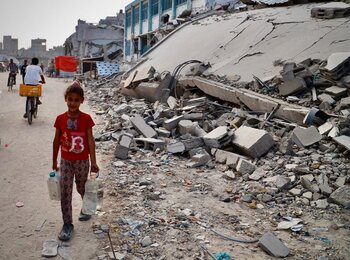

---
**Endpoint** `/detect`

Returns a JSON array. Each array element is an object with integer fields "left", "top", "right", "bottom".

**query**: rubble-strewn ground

[{"left": 85, "top": 77, "right": 350, "bottom": 260}]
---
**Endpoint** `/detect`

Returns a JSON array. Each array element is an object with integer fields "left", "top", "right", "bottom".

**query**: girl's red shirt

[{"left": 54, "top": 111, "right": 95, "bottom": 161}]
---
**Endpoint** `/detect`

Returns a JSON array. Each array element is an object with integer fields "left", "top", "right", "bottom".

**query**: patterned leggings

[{"left": 60, "top": 159, "right": 90, "bottom": 224}]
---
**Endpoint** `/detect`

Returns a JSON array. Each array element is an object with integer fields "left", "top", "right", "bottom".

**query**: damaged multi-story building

[
  {"left": 64, "top": 11, "right": 124, "bottom": 62},
  {"left": 124, "top": 0, "right": 235, "bottom": 61}
]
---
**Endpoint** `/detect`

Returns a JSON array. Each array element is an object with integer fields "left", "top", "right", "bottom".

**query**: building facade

[
  {"left": 3, "top": 36, "right": 18, "bottom": 54},
  {"left": 31, "top": 39, "right": 47, "bottom": 52},
  {"left": 124, "top": 0, "right": 214, "bottom": 61}
]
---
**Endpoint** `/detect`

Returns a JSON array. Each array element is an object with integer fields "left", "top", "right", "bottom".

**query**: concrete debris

[
  {"left": 186, "top": 151, "right": 211, "bottom": 168},
  {"left": 329, "top": 186, "right": 350, "bottom": 208},
  {"left": 132, "top": 66, "right": 155, "bottom": 84},
  {"left": 130, "top": 115, "right": 157, "bottom": 138},
  {"left": 236, "top": 159, "right": 256, "bottom": 175},
  {"left": 311, "top": 2, "right": 350, "bottom": 19},
  {"left": 318, "top": 122, "right": 333, "bottom": 135},
  {"left": 163, "top": 115, "right": 184, "bottom": 131},
  {"left": 232, "top": 126, "right": 275, "bottom": 158},
  {"left": 321, "top": 52, "right": 350, "bottom": 80},
  {"left": 292, "top": 126, "right": 322, "bottom": 148},
  {"left": 134, "top": 138, "right": 165, "bottom": 151},
  {"left": 318, "top": 93, "right": 335, "bottom": 105},
  {"left": 325, "top": 86, "right": 347, "bottom": 99},
  {"left": 278, "top": 78, "right": 307, "bottom": 97},
  {"left": 203, "top": 126, "right": 232, "bottom": 148},
  {"left": 258, "top": 233, "right": 289, "bottom": 258},
  {"left": 333, "top": 135, "right": 350, "bottom": 151}
]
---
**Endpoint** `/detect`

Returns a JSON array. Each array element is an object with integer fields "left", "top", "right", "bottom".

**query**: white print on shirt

[{"left": 69, "top": 136, "right": 84, "bottom": 154}]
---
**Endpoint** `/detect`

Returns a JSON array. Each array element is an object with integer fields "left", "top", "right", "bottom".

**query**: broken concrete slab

[
  {"left": 258, "top": 233, "right": 289, "bottom": 258},
  {"left": 318, "top": 93, "right": 335, "bottom": 105},
  {"left": 163, "top": 115, "right": 184, "bottom": 131},
  {"left": 203, "top": 126, "right": 231, "bottom": 148},
  {"left": 179, "top": 77, "right": 309, "bottom": 125},
  {"left": 236, "top": 159, "right": 256, "bottom": 175},
  {"left": 311, "top": 2, "right": 350, "bottom": 19},
  {"left": 132, "top": 66, "right": 155, "bottom": 84},
  {"left": 186, "top": 152, "right": 211, "bottom": 168},
  {"left": 182, "top": 136, "right": 204, "bottom": 151},
  {"left": 325, "top": 86, "right": 347, "bottom": 98},
  {"left": 134, "top": 138, "right": 165, "bottom": 151},
  {"left": 301, "top": 176, "right": 320, "bottom": 193},
  {"left": 321, "top": 52, "right": 350, "bottom": 80},
  {"left": 249, "top": 168, "right": 266, "bottom": 181},
  {"left": 318, "top": 122, "right": 333, "bottom": 135},
  {"left": 232, "top": 126, "right": 275, "bottom": 158},
  {"left": 292, "top": 126, "right": 322, "bottom": 148},
  {"left": 339, "top": 97, "right": 350, "bottom": 109},
  {"left": 167, "top": 141, "right": 185, "bottom": 154},
  {"left": 167, "top": 96, "right": 177, "bottom": 109},
  {"left": 131, "top": 115, "right": 157, "bottom": 138},
  {"left": 279, "top": 78, "right": 307, "bottom": 96},
  {"left": 329, "top": 186, "right": 350, "bottom": 208},
  {"left": 124, "top": 70, "right": 138, "bottom": 89},
  {"left": 333, "top": 135, "right": 350, "bottom": 151}
]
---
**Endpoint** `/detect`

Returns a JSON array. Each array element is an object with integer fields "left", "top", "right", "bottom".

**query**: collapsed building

[
  {"left": 64, "top": 11, "right": 124, "bottom": 62},
  {"left": 83, "top": 1, "right": 350, "bottom": 259}
]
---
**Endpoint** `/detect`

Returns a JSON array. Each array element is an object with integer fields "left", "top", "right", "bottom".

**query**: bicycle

[
  {"left": 19, "top": 83, "right": 43, "bottom": 125},
  {"left": 8, "top": 73, "right": 16, "bottom": 92}
]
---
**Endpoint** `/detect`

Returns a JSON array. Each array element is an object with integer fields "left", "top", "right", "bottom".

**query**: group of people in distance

[{"left": 6, "top": 57, "right": 99, "bottom": 242}]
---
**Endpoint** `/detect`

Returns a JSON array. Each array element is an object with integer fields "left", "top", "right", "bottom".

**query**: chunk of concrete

[
  {"left": 167, "top": 96, "right": 177, "bottom": 109},
  {"left": 131, "top": 115, "right": 157, "bottom": 138},
  {"left": 249, "top": 168, "right": 266, "bottom": 181},
  {"left": 292, "top": 126, "right": 322, "bottom": 148},
  {"left": 258, "top": 233, "right": 289, "bottom": 258},
  {"left": 232, "top": 126, "right": 275, "bottom": 158},
  {"left": 186, "top": 153, "right": 211, "bottom": 168},
  {"left": 203, "top": 126, "right": 231, "bottom": 148},
  {"left": 329, "top": 186, "right": 350, "bottom": 208},
  {"left": 132, "top": 66, "right": 155, "bottom": 84},
  {"left": 325, "top": 86, "right": 347, "bottom": 98},
  {"left": 318, "top": 122, "right": 333, "bottom": 135},
  {"left": 279, "top": 77, "right": 307, "bottom": 96},
  {"left": 318, "top": 93, "right": 335, "bottom": 105},
  {"left": 163, "top": 115, "right": 184, "bottom": 131},
  {"left": 134, "top": 138, "right": 165, "bottom": 151},
  {"left": 182, "top": 137, "right": 204, "bottom": 151},
  {"left": 333, "top": 135, "right": 350, "bottom": 151},
  {"left": 167, "top": 142, "right": 185, "bottom": 154},
  {"left": 124, "top": 70, "right": 138, "bottom": 89},
  {"left": 236, "top": 159, "right": 256, "bottom": 175}
]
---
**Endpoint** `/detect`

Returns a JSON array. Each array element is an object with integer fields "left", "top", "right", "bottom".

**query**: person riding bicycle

[
  {"left": 23, "top": 57, "right": 46, "bottom": 118},
  {"left": 7, "top": 59, "right": 18, "bottom": 86},
  {"left": 20, "top": 59, "right": 28, "bottom": 84}
]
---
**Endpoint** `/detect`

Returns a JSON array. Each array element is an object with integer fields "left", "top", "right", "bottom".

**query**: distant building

[
  {"left": 0, "top": 42, "right": 2, "bottom": 51},
  {"left": 31, "top": 38, "right": 47, "bottom": 52},
  {"left": 124, "top": 0, "right": 214, "bottom": 61},
  {"left": 3, "top": 35, "right": 18, "bottom": 53}
]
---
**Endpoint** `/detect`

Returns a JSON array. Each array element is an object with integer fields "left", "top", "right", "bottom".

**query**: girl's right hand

[{"left": 52, "top": 162, "right": 59, "bottom": 171}]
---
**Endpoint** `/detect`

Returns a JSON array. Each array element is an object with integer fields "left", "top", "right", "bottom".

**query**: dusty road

[{"left": 0, "top": 72, "right": 99, "bottom": 259}]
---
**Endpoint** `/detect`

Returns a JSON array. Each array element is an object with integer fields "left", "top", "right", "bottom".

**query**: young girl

[{"left": 52, "top": 81, "right": 99, "bottom": 241}]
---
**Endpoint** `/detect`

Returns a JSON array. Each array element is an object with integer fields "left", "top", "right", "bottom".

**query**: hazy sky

[{"left": 0, "top": 0, "right": 131, "bottom": 49}]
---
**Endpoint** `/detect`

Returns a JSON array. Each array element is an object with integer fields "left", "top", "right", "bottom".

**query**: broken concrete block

[
  {"left": 178, "top": 120, "right": 195, "bottom": 135},
  {"left": 182, "top": 97, "right": 207, "bottom": 107},
  {"left": 163, "top": 115, "right": 184, "bottom": 131},
  {"left": 292, "top": 126, "right": 322, "bottom": 148},
  {"left": 281, "top": 62, "right": 296, "bottom": 81},
  {"left": 131, "top": 115, "right": 157, "bottom": 138},
  {"left": 311, "top": 2, "right": 350, "bottom": 19},
  {"left": 182, "top": 137, "right": 204, "bottom": 151},
  {"left": 203, "top": 126, "right": 230, "bottom": 148},
  {"left": 232, "top": 126, "right": 275, "bottom": 158},
  {"left": 132, "top": 66, "right": 155, "bottom": 84},
  {"left": 249, "top": 168, "right": 266, "bottom": 181},
  {"left": 258, "top": 233, "right": 289, "bottom": 258},
  {"left": 318, "top": 122, "right": 333, "bottom": 135},
  {"left": 186, "top": 153, "right": 211, "bottom": 168},
  {"left": 328, "top": 126, "right": 339, "bottom": 138},
  {"left": 276, "top": 176, "right": 291, "bottom": 190},
  {"left": 321, "top": 52, "right": 350, "bottom": 79},
  {"left": 156, "top": 128, "right": 171, "bottom": 137},
  {"left": 124, "top": 70, "right": 138, "bottom": 89},
  {"left": 325, "top": 86, "right": 347, "bottom": 98},
  {"left": 335, "top": 176, "right": 346, "bottom": 188},
  {"left": 236, "top": 159, "right": 256, "bottom": 175},
  {"left": 119, "top": 133, "right": 133, "bottom": 148},
  {"left": 167, "top": 141, "right": 186, "bottom": 154},
  {"left": 226, "top": 152, "right": 242, "bottom": 169},
  {"left": 318, "top": 93, "right": 335, "bottom": 105},
  {"left": 329, "top": 186, "right": 350, "bottom": 208},
  {"left": 339, "top": 97, "right": 350, "bottom": 109},
  {"left": 301, "top": 176, "right": 320, "bottom": 193},
  {"left": 167, "top": 96, "right": 177, "bottom": 109},
  {"left": 333, "top": 135, "right": 350, "bottom": 151},
  {"left": 317, "top": 173, "right": 333, "bottom": 196},
  {"left": 279, "top": 77, "right": 307, "bottom": 96},
  {"left": 114, "top": 145, "right": 129, "bottom": 160},
  {"left": 134, "top": 138, "right": 165, "bottom": 151}
]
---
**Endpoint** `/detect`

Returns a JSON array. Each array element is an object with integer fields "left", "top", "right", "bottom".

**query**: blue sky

[{"left": 0, "top": 0, "right": 131, "bottom": 49}]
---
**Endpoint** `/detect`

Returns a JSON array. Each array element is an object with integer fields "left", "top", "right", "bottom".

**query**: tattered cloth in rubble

[{"left": 96, "top": 61, "right": 120, "bottom": 76}]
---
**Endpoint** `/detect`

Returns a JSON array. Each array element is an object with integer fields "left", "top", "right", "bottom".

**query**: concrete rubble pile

[{"left": 84, "top": 56, "right": 350, "bottom": 258}]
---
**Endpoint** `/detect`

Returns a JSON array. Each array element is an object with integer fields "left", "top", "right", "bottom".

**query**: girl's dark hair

[{"left": 64, "top": 81, "right": 84, "bottom": 99}]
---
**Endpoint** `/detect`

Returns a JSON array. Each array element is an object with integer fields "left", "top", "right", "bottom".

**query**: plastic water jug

[
  {"left": 47, "top": 171, "right": 61, "bottom": 201},
  {"left": 96, "top": 181, "right": 104, "bottom": 211},
  {"left": 82, "top": 176, "right": 102, "bottom": 215}
]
